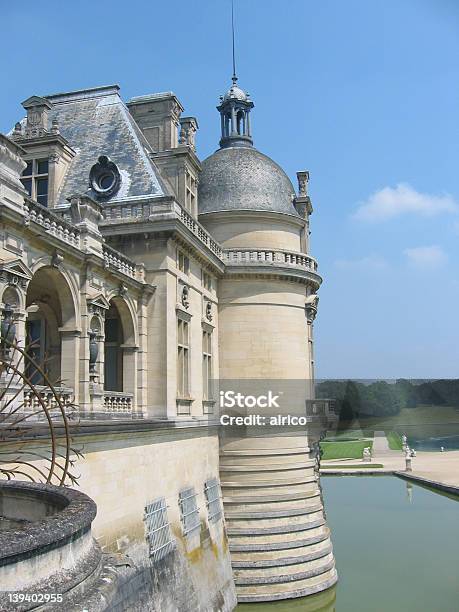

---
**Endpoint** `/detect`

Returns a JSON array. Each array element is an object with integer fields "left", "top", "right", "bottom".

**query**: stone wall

[{"left": 73, "top": 423, "right": 236, "bottom": 611}]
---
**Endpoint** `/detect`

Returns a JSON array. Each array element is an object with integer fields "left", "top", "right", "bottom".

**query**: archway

[
  {"left": 25, "top": 266, "right": 77, "bottom": 390},
  {"left": 104, "top": 302, "right": 123, "bottom": 392},
  {"left": 103, "top": 296, "right": 137, "bottom": 412}
]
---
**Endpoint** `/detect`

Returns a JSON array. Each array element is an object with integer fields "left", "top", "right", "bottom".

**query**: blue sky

[{"left": 1, "top": 0, "right": 458, "bottom": 378}]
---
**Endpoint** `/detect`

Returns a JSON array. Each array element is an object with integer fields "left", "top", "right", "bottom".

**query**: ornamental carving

[
  {"left": 181, "top": 285, "right": 190, "bottom": 309},
  {"left": 205, "top": 301, "right": 212, "bottom": 321},
  {"left": 0, "top": 260, "right": 32, "bottom": 291},
  {"left": 51, "top": 249, "right": 64, "bottom": 268},
  {"left": 89, "top": 155, "right": 121, "bottom": 199},
  {"left": 305, "top": 294, "right": 319, "bottom": 323},
  {"left": 87, "top": 294, "right": 110, "bottom": 319}
]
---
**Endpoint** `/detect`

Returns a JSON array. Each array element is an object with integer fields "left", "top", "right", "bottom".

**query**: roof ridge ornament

[
  {"left": 231, "top": 0, "right": 238, "bottom": 86},
  {"left": 217, "top": 1, "right": 254, "bottom": 149}
]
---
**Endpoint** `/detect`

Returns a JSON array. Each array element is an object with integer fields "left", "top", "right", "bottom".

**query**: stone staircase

[{"left": 220, "top": 437, "right": 338, "bottom": 602}]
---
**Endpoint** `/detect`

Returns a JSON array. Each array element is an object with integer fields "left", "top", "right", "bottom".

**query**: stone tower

[{"left": 198, "top": 78, "right": 338, "bottom": 603}]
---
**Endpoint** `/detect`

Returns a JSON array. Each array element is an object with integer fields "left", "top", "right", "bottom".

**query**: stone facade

[{"left": 0, "top": 80, "right": 336, "bottom": 609}]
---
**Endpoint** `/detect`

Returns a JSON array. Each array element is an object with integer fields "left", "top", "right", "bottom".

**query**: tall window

[
  {"left": 177, "top": 249, "right": 189, "bottom": 275},
  {"left": 25, "top": 317, "right": 47, "bottom": 385},
  {"left": 104, "top": 304, "right": 123, "bottom": 392},
  {"left": 177, "top": 318, "right": 190, "bottom": 397},
  {"left": 21, "top": 158, "right": 49, "bottom": 207},
  {"left": 202, "top": 330, "right": 213, "bottom": 400},
  {"left": 202, "top": 270, "right": 212, "bottom": 291},
  {"left": 185, "top": 170, "right": 196, "bottom": 213}
]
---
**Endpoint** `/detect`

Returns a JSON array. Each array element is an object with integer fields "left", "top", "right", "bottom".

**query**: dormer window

[
  {"left": 89, "top": 155, "right": 121, "bottom": 199},
  {"left": 21, "top": 158, "right": 49, "bottom": 207}
]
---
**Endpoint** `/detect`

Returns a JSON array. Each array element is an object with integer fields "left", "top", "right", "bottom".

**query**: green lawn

[
  {"left": 320, "top": 439, "right": 373, "bottom": 460},
  {"left": 386, "top": 431, "right": 403, "bottom": 450},
  {"left": 336, "top": 405, "right": 459, "bottom": 431}
]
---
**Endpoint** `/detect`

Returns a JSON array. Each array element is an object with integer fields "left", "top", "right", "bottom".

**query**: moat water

[
  {"left": 407, "top": 433, "right": 459, "bottom": 452},
  {"left": 237, "top": 475, "right": 459, "bottom": 612}
]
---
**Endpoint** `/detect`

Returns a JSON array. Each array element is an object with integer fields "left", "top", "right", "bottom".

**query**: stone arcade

[{"left": 0, "top": 78, "right": 337, "bottom": 609}]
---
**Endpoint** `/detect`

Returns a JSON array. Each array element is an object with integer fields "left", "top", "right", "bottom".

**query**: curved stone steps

[
  {"left": 219, "top": 461, "right": 316, "bottom": 472},
  {"left": 220, "top": 454, "right": 315, "bottom": 467},
  {"left": 224, "top": 500, "right": 323, "bottom": 519},
  {"left": 230, "top": 540, "right": 333, "bottom": 567},
  {"left": 221, "top": 438, "right": 312, "bottom": 452},
  {"left": 236, "top": 569, "right": 338, "bottom": 602},
  {"left": 234, "top": 553, "right": 335, "bottom": 584},
  {"left": 227, "top": 517, "right": 325, "bottom": 536},
  {"left": 220, "top": 447, "right": 311, "bottom": 457},
  {"left": 221, "top": 474, "right": 318, "bottom": 487},
  {"left": 222, "top": 489, "right": 321, "bottom": 505},
  {"left": 229, "top": 528, "right": 331, "bottom": 552},
  {"left": 226, "top": 511, "right": 324, "bottom": 531}
]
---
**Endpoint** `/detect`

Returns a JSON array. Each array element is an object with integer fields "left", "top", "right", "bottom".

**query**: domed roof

[
  {"left": 198, "top": 146, "right": 298, "bottom": 216},
  {"left": 223, "top": 84, "right": 248, "bottom": 102}
]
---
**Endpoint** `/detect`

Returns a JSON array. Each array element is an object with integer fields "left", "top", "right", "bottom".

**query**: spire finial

[{"left": 231, "top": 0, "right": 237, "bottom": 84}]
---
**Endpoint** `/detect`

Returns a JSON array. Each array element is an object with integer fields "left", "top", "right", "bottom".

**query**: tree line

[{"left": 315, "top": 379, "right": 459, "bottom": 419}]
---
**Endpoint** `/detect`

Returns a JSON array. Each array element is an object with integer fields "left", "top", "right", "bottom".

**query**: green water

[{"left": 237, "top": 476, "right": 459, "bottom": 612}]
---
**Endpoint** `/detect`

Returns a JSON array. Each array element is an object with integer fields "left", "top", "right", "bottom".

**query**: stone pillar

[
  {"left": 231, "top": 105, "right": 237, "bottom": 136},
  {"left": 68, "top": 195, "right": 104, "bottom": 257},
  {"left": 59, "top": 329, "right": 80, "bottom": 403},
  {"left": 0, "top": 134, "right": 27, "bottom": 215}
]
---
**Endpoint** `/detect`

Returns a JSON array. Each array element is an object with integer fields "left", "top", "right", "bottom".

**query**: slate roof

[
  {"left": 42, "top": 85, "right": 168, "bottom": 206},
  {"left": 198, "top": 146, "right": 299, "bottom": 217}
]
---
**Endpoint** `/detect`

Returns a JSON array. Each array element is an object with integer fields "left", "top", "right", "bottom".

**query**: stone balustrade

[
  {"left": 178, "top": 206, "right": 223, "bottom": 258},
  {"left": 222, "top": 248, "right": 318, "bottom": 271},
  {"left": 104, "top": 391, "right": 133, "bottom": 415},
  {"left": 24, "top": 198, "right": 80, "bottom": 248},
  {"left": 103, "top": 244, "right": 137, "bottom": 279},
  {"left": 101, "top": 198, "right": 224, "bottom": 261},
  {"left": 23, "top": 385, "right": 74, "bottom": 414},
  {"left": 103, "top": 200, "right": 157, "bottom": 220}
]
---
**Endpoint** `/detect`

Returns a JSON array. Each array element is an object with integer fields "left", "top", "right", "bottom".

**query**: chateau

[{"left": 0, "top": 77, "right": 337, "bottom": 609}]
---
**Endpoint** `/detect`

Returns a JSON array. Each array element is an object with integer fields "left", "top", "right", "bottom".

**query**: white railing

[
  {"left": 178, "top": 206, "right": 223, "bottom": 258},
  {"left": 103, "top": 244, "right": 137, "bottom": 279},
  {"left": 24, "top": 199, "right": 80, "bottom": 248},
  {"left": 23, "top": 386, "right": 74, "bottom": 413},
  {"left": 222, "top": 248, "right": 318, "bottom": 271},
  {"left": 104, "top": 391, "right": 133, "bottom": 414}
]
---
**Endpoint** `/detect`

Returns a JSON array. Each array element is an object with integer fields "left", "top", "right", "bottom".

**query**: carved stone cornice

[
  {"left": 87, "top": 294, "right": 110, "bottom": 319},
  {"left": 305, "top": 294, "right": 319, "bottom": 323},
  {"left": 0, "top": 259, "right": 33, "bottom": 290},
  {"left": 0, "top": 134, "right": 27, "bottom": 191}
]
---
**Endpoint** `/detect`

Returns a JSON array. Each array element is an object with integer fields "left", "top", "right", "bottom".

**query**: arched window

[
  {"left": 237, "top": 111, "right": 244, "bottom": 135},
  {"left": 104, "top": 302, "right": 124, "bottom": 392}
]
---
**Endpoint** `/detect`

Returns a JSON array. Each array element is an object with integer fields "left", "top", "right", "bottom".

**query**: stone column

[
  {"left": 0, "top": 134, "right": 27, "bottom": 215},
  {"left": 59, "top": 328, "right": 80, "bottom": 403},
  {"left": 231, "top": 105, "right": 237, "bottom": 136}
]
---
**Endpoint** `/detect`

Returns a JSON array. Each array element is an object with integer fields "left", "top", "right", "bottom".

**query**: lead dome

[
  {"left": 198, "top": 146, "right": 298, "bottom": 216},
  {"left": 198, "top": 78, "right": 299, "bottom": 217}
]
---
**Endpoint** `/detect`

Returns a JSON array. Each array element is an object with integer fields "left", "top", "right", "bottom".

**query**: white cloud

[
  {"left": 353, "top": 183, "right": 458, "bottom": 222},
  {"left": 403, "top": 245, "right": 447, "bottom": 269},
  {"left": 334, "top": 255, "right": 388, "bottom": 271}
]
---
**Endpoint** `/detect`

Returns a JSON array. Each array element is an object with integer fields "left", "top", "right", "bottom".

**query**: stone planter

[{"left": 0, "top": 481, "right": 119, "bottom": 611}]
